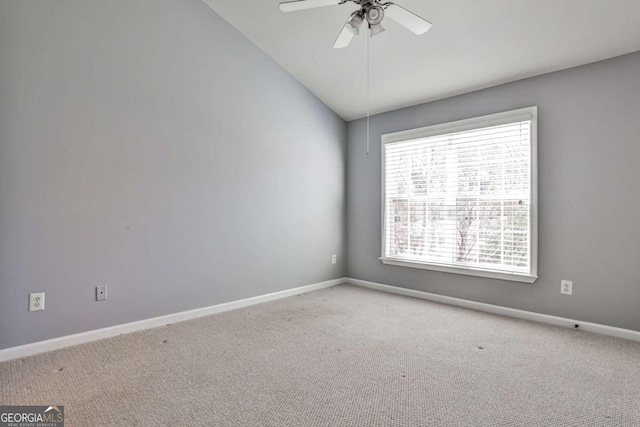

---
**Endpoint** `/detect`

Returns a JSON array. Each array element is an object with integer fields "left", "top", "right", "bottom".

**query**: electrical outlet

[
  {"left": 29, "top": 292, "right": 45, "bottom": 312},
  {"left": 561, "top": 280, "right": 573, "bottom": 296},
  {"left": 332, "top": 254, "right": 337, "bottom": 264},
  {"left": 96, "top": 285, "right": 107, "bottom": 301}
]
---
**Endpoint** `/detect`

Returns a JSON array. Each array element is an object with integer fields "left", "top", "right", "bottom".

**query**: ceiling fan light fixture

[
  {"left": 346, "top": 11, "right": 364, "bottom": 35},
  {"left": 369, "top": 22, "right": 385, "bottom": 37},
  {"left": 365, "top": 5, "right": 384, "bottom": 25}
]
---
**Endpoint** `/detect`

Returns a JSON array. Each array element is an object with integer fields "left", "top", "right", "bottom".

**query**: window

[{"left": 381, "top": 107, "right": 538, "bottom": 283}]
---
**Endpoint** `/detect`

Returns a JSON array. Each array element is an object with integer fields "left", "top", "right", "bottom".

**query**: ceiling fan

[{"left": 278, "top": 0, "right": 432, "bottom": 48}]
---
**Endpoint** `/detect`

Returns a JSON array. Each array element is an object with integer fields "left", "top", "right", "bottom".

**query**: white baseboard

[
  {"left": 346, "top": 278, "right": 640, "bottom": 343},
  {"left": 0, "top": 278, "right": 346, "bottom": 363}
]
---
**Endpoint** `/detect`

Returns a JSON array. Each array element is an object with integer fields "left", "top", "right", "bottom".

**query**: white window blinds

[{"left": 382, "top": 108, "right": 537, "bottom": 281}]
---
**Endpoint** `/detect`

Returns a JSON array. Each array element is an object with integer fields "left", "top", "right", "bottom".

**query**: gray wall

[
  {"left": 347, "top": 51, "right": 640, "bottom": 332},
  {"left": 0, "top": 0, "right": 346, "bottom": 350}
]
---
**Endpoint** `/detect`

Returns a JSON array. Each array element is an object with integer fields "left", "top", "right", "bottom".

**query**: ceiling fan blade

[
  {"left": 333, "top": 24, "right": 355, "bottom": 49},
  {"left": 384, "top": 3, "right": 432, "bottom": 35},
  {"left": 279, "top": 0, "right": 342, "bottom": 13}
]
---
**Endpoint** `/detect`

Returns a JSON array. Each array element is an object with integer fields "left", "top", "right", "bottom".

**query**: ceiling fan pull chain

[{"left": 366, "top": 25, "right": 370, "bottom": 156}]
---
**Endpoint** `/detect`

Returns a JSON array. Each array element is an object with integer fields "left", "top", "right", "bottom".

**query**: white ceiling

[{"left": 203, "top": 0, "right": 640, "bottom": 121}]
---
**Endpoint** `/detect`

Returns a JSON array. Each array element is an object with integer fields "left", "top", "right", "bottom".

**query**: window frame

[{"left": 380, "top": 106, "right": 538, "bottom": 283}]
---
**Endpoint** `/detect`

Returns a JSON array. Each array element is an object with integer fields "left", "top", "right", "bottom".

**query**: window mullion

[
  {"left": 501, "top": 135, "right": 505, "bottom": 267},
  {"left": 446, "top": 136, "right": 457, "bottom": 264}
]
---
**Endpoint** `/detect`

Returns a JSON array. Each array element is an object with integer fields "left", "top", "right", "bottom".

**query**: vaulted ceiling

[{"left": 203, "top": 0, "right": 640, "bottom": 121}]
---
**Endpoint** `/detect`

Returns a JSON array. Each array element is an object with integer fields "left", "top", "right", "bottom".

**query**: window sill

[{"left": 379, "top": 257, "right": 538, "bottom": 284}]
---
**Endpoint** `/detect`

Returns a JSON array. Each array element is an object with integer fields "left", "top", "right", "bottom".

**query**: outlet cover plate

[
  {"left": 29, "top": 292, "right": 45, "bottom": 312},
  {"left": 561, "top": 280, "right": 573, "bottom": 295}
]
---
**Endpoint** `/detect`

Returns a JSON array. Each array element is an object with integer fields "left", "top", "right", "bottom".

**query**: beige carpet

[{"left": 1, "top": 284, "right": 639, "bottom": 426}]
